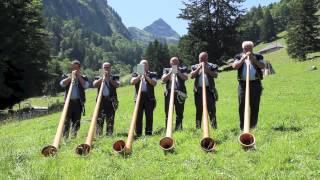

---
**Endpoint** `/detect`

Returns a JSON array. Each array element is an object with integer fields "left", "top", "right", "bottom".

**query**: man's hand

[
  {"left": 245, "top": 52, "right": 252, "bottom": 56},
  {"left": 71, "top": 70, "right": 77, "bottom": 79},
  {"left": 74, "top": 70, "right": 81, "bottom": 77},
  {"left": 104, "top": 71, "right": 110, "bottom": 81}
]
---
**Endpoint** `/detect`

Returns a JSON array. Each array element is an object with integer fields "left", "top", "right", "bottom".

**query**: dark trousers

[
  {"left": 238, "top": 80, "right": 262, "bottom": 130},
  {"left": 194, "top": 87, "right": 217, "bottom": 129},
  {"left": 136, "top": 93, "right": 155, "bottom": 136},
  {"left": 164, "top": 90, "right": 185, "bottom": 130},
  {"left": 63, "top": 99, "right": 82, "bottom": 138},
  {"left": 96, "top": 97, "right": 115, "bottom": 136}
]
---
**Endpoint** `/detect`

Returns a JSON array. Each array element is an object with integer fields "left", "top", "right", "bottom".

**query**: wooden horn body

[
  {"left": 75, "top": 77, "right": 105, "bottom": 156},
  {"left": 159, "top": 73, "right": 176, "bottom": 151},
  {"left": 113, "top": 80, "right": 143, "bottom": 155},
  {"left": 238, "top": 58, "right": 256, "bottom": 150},
  {"left": 42, "top": 72, "right": 75, "bottom": 157},
  {"left": 200, "top": 63, "right": 216, "bottom": 152}
]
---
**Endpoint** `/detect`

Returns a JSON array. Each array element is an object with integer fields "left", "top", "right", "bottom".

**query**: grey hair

[
  {"left": 242, "top": 41, "right": 254, "bottom": 49},
  {"left": 102, "top": 62, "right": 111, "bottom": 68},
  {"left": 170, "top": 57, "right": 179, "bottom": 63},
  {"left": 140, "top": 60, "right": 148, "bottom": 64}
]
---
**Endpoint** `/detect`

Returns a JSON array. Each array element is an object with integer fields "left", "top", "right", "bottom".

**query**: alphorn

[
  {"left": 112, "top": 79, "right": 143, "bottom": 155},
  {"left": 159, "top": 72, "right": 176, "bottom": 151},
  {"left": 238, "top": 57, "right": 256, "bottom": 150},
  {"left": 200, "top": 62, "right": 216, "bottom": 152},
  {"left": 75, "top": 77, "right": 105, "bottom": 155},
  {"left": 41, "top": 72, "right": 76, "bottom": 156}
]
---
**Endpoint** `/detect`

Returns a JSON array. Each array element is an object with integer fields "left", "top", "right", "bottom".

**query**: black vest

[
  {"left": 95, "top": 75, "right": 119, "bottom": 100},
  {"left": 163, "top": 66, "right": 187, "bottom": 95},
  {"left": 234, "top": 53, "right": 264, "bottom": 80},
  {"left": 132, "top": 71, "right": 157, "bottom": 100},
  {"left": 191, "top": 63, "right": 218, "bottom": 93},
  {"left": 62, "top": 74, "right": 88, "bottom": 104}
]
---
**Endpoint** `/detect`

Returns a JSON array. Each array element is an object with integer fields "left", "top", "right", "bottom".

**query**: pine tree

[
  {"left": 178, "top": 0, "right": 244, "bottom": 65},
  {"left": 254, "top": 5, "right": 264, "bottom": 22},
  {"left": 0, "top": 0, "right": 50, "bottom": 109},
  {"left": 260, "top": 9, "right": 276, "bottom": 42},
  {"left": 144, "top": 40, "right": 170, "bottom": 75},
  {"left": 287, "top": 0, "right": 320, "bottom": 60}
]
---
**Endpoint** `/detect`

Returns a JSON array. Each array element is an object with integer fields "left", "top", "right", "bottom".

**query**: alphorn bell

[
  {"left": 159, "top": 72, "right": 176, "bottom": 151},
  {"left": 75, "top": 76, "right": 105, "bottom": 155},
  {"left": 200, "top": 62, "right": 216, "bottom": 152},
  {"left": 41, "top": 72, "right": 76, "bottom": 156},
  {"left": 112, "top": 79, "right": 143, "bottom": 155},
  {"left": 238, "top": 56, "right": 256, "bottom": 150}
]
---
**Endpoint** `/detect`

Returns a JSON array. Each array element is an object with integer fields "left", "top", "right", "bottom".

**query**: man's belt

[
  {"left": 70, "top": 99, "right": 80, "bottom": 102},
  {"left": 239, "top": 79, "right": 260, "bottom": 83}
]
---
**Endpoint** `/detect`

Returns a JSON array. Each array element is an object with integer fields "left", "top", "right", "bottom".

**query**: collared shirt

[
  {"left": 141, "top": 79, "right": 147, "bottom": 92},
  {"left": 240, "top": 60, "right": 257, "bottom": 80},
  {"left": 168, "top": 76, "right": 179, "bottom": 90},
  {"left": 102, "top": 81, "right": 110, "bottom": 97},
  {"left": 165, "top": 67, "right": 187, "bottom": 90},
  {"left": 141, "top": 77, "right": 157, "bottom": 92},
  {"left": 70, "top": 83, "right": 80, "bottom": 99},
  {"left": 198, "top": 73, "right": 209, "bottom": 87},
  {"left": 60, "top": 77, "right": 89, "bottom": 99}
]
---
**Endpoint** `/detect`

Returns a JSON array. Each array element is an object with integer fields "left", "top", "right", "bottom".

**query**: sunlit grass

[{"left": 1, "top": 36, "right": 320, "bottom": 178}]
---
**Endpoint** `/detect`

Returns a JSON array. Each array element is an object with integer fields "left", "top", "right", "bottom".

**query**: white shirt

[
  {"left": 198, "top": 74, "right": 209, "bottom": 87},
  {"left": 59, "top": 78, "right": 89, "bottom": 99},
  {"left": 240, "top": 60, "right": 257, "bottom": 80},
  {"left": 102, "top": 81, "right": 110, "bottom": 97},
  {"left": 141, "top": 77, "right": 157, "bottom": 92}
]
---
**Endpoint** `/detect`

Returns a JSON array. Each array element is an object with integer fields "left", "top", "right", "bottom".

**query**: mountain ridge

[{"left": 129, "top": 18, "right": 180, "bottom": 44}]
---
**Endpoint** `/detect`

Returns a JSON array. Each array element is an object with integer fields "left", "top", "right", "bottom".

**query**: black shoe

[
  {"left": 71, "top": 133, "right": 77, "bottom": 139},
  {"left": 135, "top": 134, "right": 142, "bottom": 140},
  {"left": 106, "top": 131, "right": 113, "bottom": 136},
  {"left": 96, "top": 132, "right": 102, "bottom": 137},
  {"left": 196, "top": 120, "right": 201, "bottom": 129},
  {"left": 175, "top": 124, "right": 183, "bottom": 131},
  {"left": 211, "top": 122, "right": 217, "bottom": 129},
  {"left": 145, "top": 132, "right": 152, "bottom": 136}
]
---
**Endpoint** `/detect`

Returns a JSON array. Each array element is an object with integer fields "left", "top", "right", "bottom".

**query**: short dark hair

[{"left": 71, "top": 60, "right": 81, "bottom": 66}]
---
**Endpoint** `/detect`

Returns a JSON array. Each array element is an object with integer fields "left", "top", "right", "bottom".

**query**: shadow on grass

[
  {"left": 114, "top": 127, "right": 166, "bottom": 140},
  {"left": 272, "top": 125, "right": 302, "bottom": 132},
  {"left": 116, "top": 132, "right": 128, "bottom": 137},
  {"left": 153, "top": 127, "right": 166, "bottom": 135}
]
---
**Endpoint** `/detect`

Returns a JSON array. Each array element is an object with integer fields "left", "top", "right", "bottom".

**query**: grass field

[{"left": 1, "top": 37, "right": 320, "bottom": 179}]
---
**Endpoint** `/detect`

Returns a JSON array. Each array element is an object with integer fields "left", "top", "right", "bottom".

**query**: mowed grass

[{"left": 1, "top": 46, "right": 320, "bottom": 179}]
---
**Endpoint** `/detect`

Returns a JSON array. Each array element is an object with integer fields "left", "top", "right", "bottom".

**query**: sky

[{"left": 108, "top": 0, "right": 280, "bottom": 36}]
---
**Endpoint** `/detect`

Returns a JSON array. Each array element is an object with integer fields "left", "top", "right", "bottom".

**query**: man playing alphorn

[
  {"left": 93, "top": 62, "right": 120, "bottom": 136},
  {"left": 130, "top": 60, "right": 157, "bottom": 136},
  {"left": 161, "top": 57, "right": 188, "bottom": 130},
  {"left": 60, "top": 60, "right": 89, "bottom": 138},
  {"left": 232, "top": 41, "right": 265, "bottom": 130},
  {"left": 191, "top": 52, "right": 219, "bottom": 129}
]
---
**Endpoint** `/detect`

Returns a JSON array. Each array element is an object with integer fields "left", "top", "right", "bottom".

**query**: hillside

[
  {"left": 43, "top": 0, "right": 130, "bottom": 38},
  {"left": 1, "top": 35, "right": 320, "bottom": 178},
  {"left": 43, "top": 0, "right": 143, "bottom": 71},
  {"left": 128, "top": 27, "right": 155, "bottom": 43}
]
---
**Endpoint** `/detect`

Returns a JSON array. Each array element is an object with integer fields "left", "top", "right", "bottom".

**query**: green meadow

[{"left": 1, "top": 37, "right": 320, "bottom": 179}]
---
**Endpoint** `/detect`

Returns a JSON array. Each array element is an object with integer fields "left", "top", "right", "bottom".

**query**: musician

[
  {"left": 161, "top": 57, "right": 188, "bottom": 130},
  {"left": 232, "top": 41, "right": 265, "bottom": 130},
  {"left": 130, "top": 60, "right": 157, "bottom": 136},
  {"left": 191, "top": 52, "right": 219, "bottom": 129},
  {"left": 60, "top": 60, "right": 89, "bottom": 138},
  {"left": 93, "top": 62, "right": 120, "bottom": 136}
]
